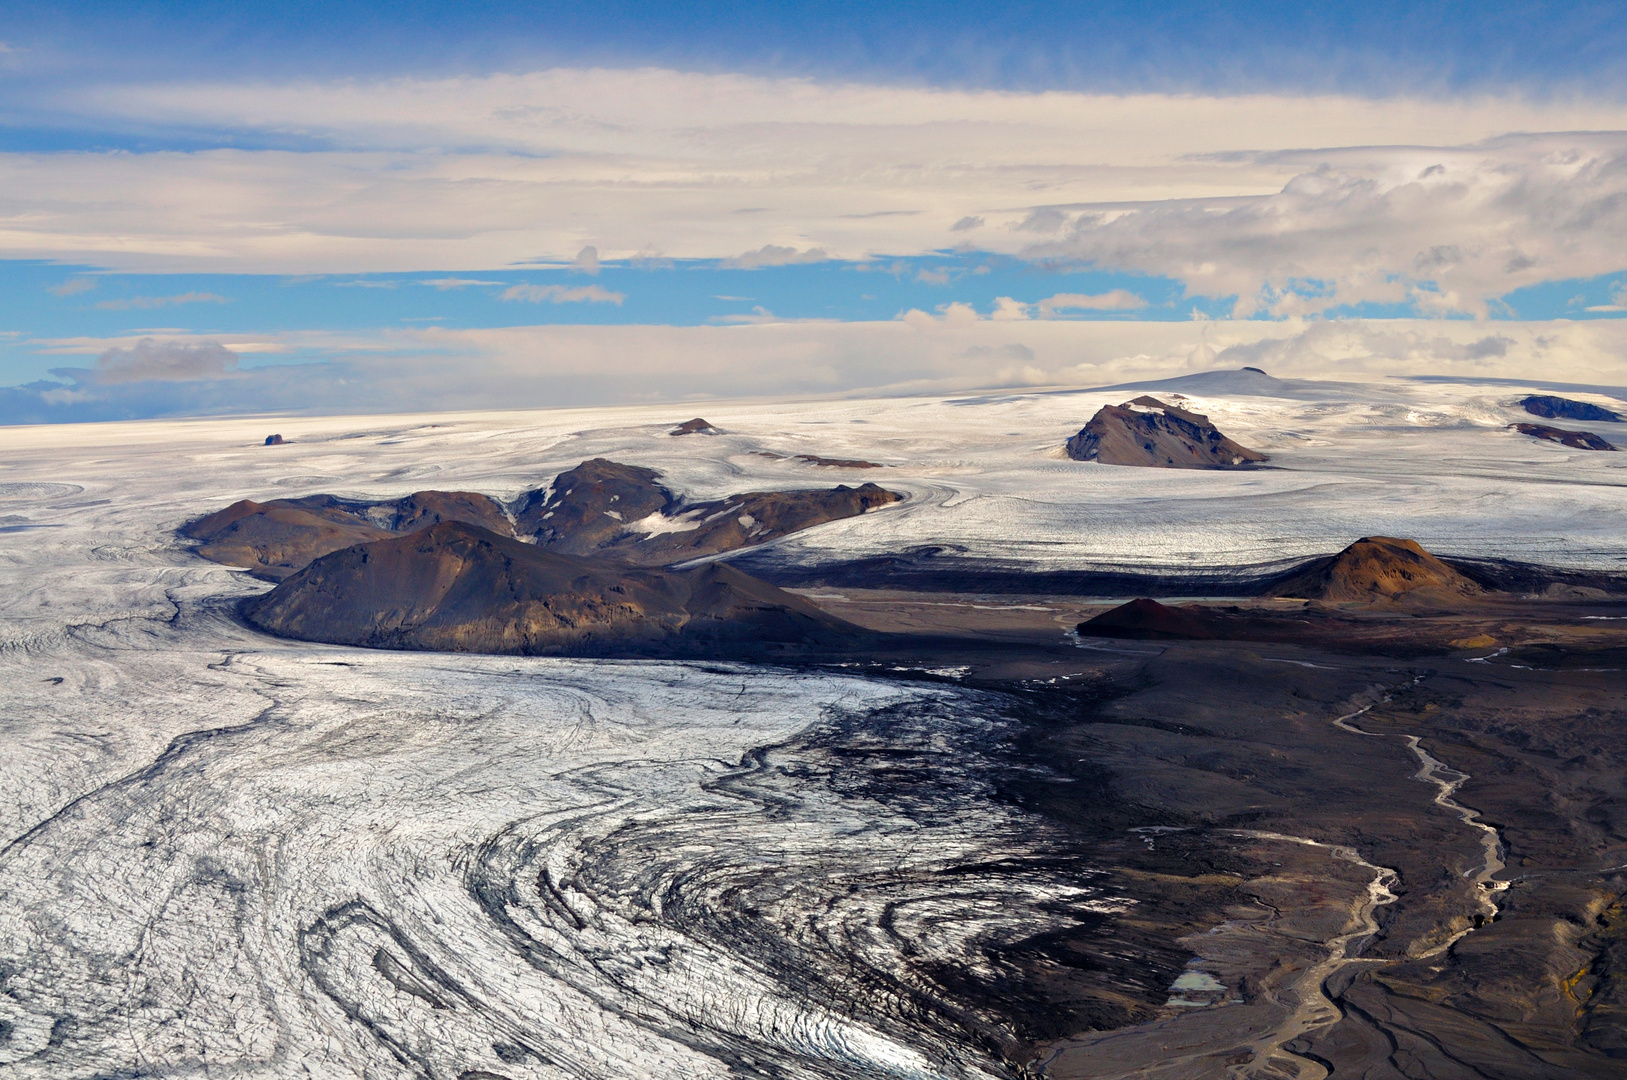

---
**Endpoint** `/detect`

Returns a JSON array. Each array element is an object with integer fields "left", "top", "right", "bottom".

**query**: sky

[{"left": 3, "top": 0, "right": 1627, "bottom": 423}]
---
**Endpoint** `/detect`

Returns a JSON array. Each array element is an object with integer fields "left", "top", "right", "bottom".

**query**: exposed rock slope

[
  {"left": 1269, "top": 536, "right": 1481, "bottom": 603},
  {"left": 1066, "top": 396, "right": 1267, "bottom": 468},
  {"left": 1521, "top": 395, "right": 1621, "bottom": 423},
  {"left": 181, "top": 491, "right": 512, "bottom": 580},
  {"left": 186, "top": 458, "right": 903, "bottom": 578},
  {"left": 1513, "top": 423, "right": 1617, "bottom": 451},
  {"left": 243, "top": 520, "right": 855, "bottom": 656}
]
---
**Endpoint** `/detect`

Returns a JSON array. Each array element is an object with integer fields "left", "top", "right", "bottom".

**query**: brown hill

[
  {"left": 510, "top": 457, "right": 900, "bottom": 565},
  {"left": 182, "top": 491, "right": 513, "bottom": 581},
  {"left": 1268, "top": 536, "right": 1481, "bottom": 603},
  {"left": 513, "top": 458, "right": 674, "bottom": 554},
  {"left": 186, "top": 458, "right": 903, "bottom": 580},
  {"left": 1076, "top": 598, "right": 1218, "bottom": 640},
  {"left": 242, "top": 520, "right": 856, "bottom": 657},
  {"left": 1066, "top": 397, "right": 1267, "bottom": 469},
  {"left": 1512, "top": 423, "right": 1617, "bottom": 451}
]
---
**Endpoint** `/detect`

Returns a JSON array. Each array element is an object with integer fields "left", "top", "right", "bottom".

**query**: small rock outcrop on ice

[{"left": 1511, "top": 422, "right": 1617, "bottom": 451}]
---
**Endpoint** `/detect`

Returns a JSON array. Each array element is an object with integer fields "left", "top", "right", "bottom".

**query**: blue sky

[{"left": 1, "top": 2, "right": 1626, "bottom": 421}]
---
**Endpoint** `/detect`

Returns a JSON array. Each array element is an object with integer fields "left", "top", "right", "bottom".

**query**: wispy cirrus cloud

[
  {"left": 49, "top": 277, "right": 97, "bottom": 297},
  {"left": 92, "top": 291, "right": 230, "bottom": 311},
  {"left": 420, "top": 277, "right": 504, "bottom": 290},
  {"left": 500, "top": 283, "right": 625, "bottom": 304}
]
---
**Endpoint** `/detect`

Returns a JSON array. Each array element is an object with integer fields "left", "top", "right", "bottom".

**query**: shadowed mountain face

[
  {"left": 1521, "top": 395, "right": 1622, "bottom": 423},
  {"left": 1268, "top": 536, "right": 1481, "bottom": 603},
  {"left": 1065, "top": 396, "right": 1267, "bottom": 469},
  {"left": 243, "top": 520, "right": 857, "bottom": 656},
  {"left": 1513, "top": 422, "right": 1618, "bottom": 451},
  {"left": 181, "top": 491, "right": 513, "bottom": 581}
]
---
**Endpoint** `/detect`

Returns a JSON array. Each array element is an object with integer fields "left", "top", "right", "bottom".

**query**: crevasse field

[{"left": 1, "top": 374, "right": 1625, "bottom": 1078}]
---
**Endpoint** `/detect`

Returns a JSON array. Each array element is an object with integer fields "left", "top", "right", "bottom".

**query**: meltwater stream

[{"left": 0, "top": 602, "right": 1122, "bottom": 1080}]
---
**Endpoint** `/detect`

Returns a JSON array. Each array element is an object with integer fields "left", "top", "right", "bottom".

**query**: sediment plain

[{"left": 1, "top": 373, "right": 1625, "bottom": 1078}]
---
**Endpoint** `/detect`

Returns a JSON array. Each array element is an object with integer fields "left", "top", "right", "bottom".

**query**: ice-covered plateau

[{"left": 2, "top": 372, "right": 1627, "bottom": 1077}]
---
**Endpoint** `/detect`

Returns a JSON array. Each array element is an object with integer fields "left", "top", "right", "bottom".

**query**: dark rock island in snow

[
  {"left": 1512, "top": 423, "right": 1617, "bottom": 451},
  {"left": 1520, "top": 395, "right": 1621, "bottom": 423},
  {"left": 1065, "top": 396, "right": 1267, "bottom": 469}
]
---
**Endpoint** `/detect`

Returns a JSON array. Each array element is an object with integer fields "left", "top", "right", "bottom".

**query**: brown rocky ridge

[
  {"left": 184, "top": 457, "right": 903, "bottom": 580},
  {"left": 1521, "top": 394, "right": 1622, "bottom": 423},
  {"left": 509, "top": 457, "right": 901, "bottom": 565},
  {"left": 243, "top": 519, "right": 857, "bottom": 656},
  {"left": 181, "top": 490, "right": 513, "bottom": 581},
  {"left": 1065, "top": 395, "right": 1267, "bottom": 468},
  {"left": 1513, "top": 422, "right": 1617, "bottom": 451}
]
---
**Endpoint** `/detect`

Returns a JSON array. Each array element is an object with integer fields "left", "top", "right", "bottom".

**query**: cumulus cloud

[
  {"left": 49, "top": 277, "right": 97, "bottom": 297},
  {"left": 571, "top": 245, "right": 600, "bottom": 275},
  {"left": 1027, "top": 134, "right": 1627, "bottom": 317},
  {"left": 92, "top": 291, "right": 229, "bottom": 311},
  {"left": 93, "top": 338, "right": 240, "bottom": 383},
  {"left": 951, "top": 216, "right": 985, "bottom": 232},
  {"left": 723, "top": 245, "right": 829, "bottom": 269},
  {"left": 500, "top": 283, "right": 625, "bottom": 304},
  {"left": 420, "top": 277, "right": 503, "bottom": 290}
]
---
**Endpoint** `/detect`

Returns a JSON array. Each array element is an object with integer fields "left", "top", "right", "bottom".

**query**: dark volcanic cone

[
  {"left": 242, "top": 520, "right": 857, "bottom": 656},
  {"left": 1269, "top": 536, "right": 1482, "bottom": 603},
  {"left": 1065, "top": 396, "right": 1267, "bottom": 469},
  {"left": 1520, "top": 395, "right": 1622, "bottom": 423},
  {"left": 1512, "top": 423, "right": 1617, "bottom": 451},
  {"left": 1076, "top": 598, "right": 1217, "bottom": 640}
]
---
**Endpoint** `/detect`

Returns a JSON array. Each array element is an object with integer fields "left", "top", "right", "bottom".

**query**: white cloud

[
  {"left": 990, "top": 296, "right": 1031, "bottom": 321},
  {"left": 14, "top": 316, "right": 1627, "bottom": 423},
  {"left": 420, "top": 277, "right": 503, "bottom": 290},
  {"left": 723, "top": 245, "right": 829, "bottom": 269},
  {"left": 49, "top": 277, "right": 97, "bottom": 297},
  {"left": 500, "top": 283, "right": 625, "bottom": 304},
  {"left": 93, "top": 338, "right": 239, "bottom": 383},
  {"left": 0, "top": 67, "right": 1619, "bottom": 314},
  {"left": 1035, "top": 290, "right": 1147, "bottom": 315},
  {"left": 572, "top": 245, "right": 600, "bottom": 275},
  {"left": 92, "top": 291, "right": 229, "bottom": 311},
  {"left": 1029, "top": 135, "right": 1627, "bottom": 317}
]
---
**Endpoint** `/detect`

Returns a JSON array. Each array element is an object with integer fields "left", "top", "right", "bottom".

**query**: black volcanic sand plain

[{"left": 799, "top": 580, "right": 1627, "bottom": 1078}]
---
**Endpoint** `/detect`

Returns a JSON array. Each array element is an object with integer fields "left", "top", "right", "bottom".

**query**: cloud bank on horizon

[{"left": 1, "top": 1, "right": 1625, "bottom": 422}]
